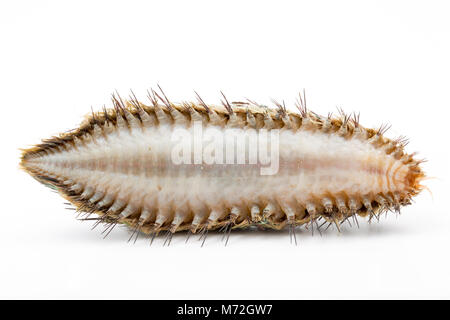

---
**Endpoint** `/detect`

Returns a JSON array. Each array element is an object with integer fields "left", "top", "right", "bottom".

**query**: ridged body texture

[{"left": 21, "top": 92, "right": 425, "bottom": 240}]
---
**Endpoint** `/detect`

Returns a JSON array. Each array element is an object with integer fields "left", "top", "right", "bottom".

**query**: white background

[{"left": 1, "top": 0, "right": 449, "bottom": 299}]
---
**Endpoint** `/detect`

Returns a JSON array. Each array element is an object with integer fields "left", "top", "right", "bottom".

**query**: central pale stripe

[{"left": 30, "top": 124, "right": 408, "bottom": 214}]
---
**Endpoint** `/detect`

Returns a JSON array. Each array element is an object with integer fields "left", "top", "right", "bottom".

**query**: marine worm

[{"left": 20, "top": 89, "right": 425, "bottom": 244}]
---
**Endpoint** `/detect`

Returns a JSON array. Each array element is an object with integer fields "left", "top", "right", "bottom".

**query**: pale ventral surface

[{"left": 20, "top": 95, "right": 424, "bottom": 237}]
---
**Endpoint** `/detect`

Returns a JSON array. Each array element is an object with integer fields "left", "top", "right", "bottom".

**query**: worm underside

[{"left": 20, "top": 91, "right": 425, "bottom": 239}]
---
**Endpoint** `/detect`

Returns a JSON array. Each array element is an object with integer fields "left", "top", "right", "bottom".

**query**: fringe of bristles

[{"left": 20, "top": 89, "right": 426, "bottom": 244}]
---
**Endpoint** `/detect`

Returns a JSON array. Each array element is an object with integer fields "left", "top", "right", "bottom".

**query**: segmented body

[{"left": 20, "top": 91, "right": 425, "bottom": 241}]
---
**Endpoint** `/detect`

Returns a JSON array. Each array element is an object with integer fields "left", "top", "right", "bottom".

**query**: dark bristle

[{"left": 220, "top": 91, "right": 233, "bottom": 114}]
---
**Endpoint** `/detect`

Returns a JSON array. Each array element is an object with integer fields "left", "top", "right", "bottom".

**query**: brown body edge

[{"left": 20, "top": 91, "right": 426, "bottom": 236}]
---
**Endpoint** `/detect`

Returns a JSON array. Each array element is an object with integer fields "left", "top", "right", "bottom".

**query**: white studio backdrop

[{"left": 0, "top": 0, "right": 449, "bottom": 299}]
